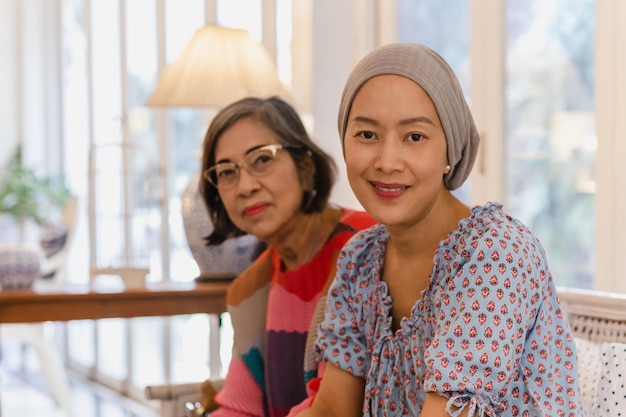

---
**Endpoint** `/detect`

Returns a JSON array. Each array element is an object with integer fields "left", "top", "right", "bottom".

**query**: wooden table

[
  {"left": 0, "top": 280, "right": 231, "bottom": 416},
  {"left": 0, "top": 280, "right": 230, "bottom": 323}
]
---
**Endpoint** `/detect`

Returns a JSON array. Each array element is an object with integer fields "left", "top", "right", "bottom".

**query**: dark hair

[{"left": 200, "top": 96, "right": 336, "bottom": 245}]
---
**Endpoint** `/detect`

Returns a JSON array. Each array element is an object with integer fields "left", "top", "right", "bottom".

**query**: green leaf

[{"left": 0, "top": 146, "right": 71, "bottom": 225}]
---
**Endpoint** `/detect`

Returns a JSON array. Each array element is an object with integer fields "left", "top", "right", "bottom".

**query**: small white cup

[
  {"left": 118, "top": 267, "right": 149, "bottom": 288},
  {"left": 92, "top": 266, "right": 149, "bottom": 289}
]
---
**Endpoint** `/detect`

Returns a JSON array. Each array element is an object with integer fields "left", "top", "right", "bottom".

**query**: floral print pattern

[{"left": 316, "top": 203, "right": 588, "bottom": 417}]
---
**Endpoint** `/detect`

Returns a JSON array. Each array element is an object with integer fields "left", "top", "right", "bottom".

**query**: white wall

[
  {"left": 594, "top": 0, "right": 626, "bottom": 292},
  {"left": 0, "top": 0, "right": 18, "bottom": 167}
]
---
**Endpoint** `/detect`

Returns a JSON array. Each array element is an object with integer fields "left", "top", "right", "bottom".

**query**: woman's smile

[{"left": 369, "top": 180, "right": 408, "bottom": 199}]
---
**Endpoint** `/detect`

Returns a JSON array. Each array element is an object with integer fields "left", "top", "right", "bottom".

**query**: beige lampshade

[{"left": 146, "top": 25, "right": 287, "bottom": 108}]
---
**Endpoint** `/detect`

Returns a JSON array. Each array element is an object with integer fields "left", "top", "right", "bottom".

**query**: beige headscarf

[{"left": 337, "top": 43, "right": 480, "bottom": 190}]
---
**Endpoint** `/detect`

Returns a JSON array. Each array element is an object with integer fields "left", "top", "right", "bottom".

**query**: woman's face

[
  {"left": 213, "top": 116, "right": 306, "bottom": 243},
  {"left": 343, "top": 74, "right": 449, "bottom": 229}
]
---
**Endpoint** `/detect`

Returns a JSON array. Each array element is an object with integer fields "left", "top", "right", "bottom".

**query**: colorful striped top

[{"left": 211, "top": 207, "right": 376, "bottom": 417}]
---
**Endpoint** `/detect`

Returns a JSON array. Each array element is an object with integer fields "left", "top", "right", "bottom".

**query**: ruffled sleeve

[{"left": 422, "top": 203, "right": 552, "bottom": 413}]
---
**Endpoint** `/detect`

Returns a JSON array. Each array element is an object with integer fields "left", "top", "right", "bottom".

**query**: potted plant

[
  {"left": 0, "top": 146, "right": 72, "bottom": 288},
  {"left": 0, "top": 146, "right": 71, "bottom": 228}
]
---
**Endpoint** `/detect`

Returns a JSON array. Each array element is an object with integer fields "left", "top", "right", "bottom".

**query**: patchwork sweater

[{"left": 211, "top": 207, "right": 376, "bottom": 417}]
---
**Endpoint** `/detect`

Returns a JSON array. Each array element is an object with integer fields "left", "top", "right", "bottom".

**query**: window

[
  {"left": 397, "top": 0, "right": 596, "bottom": 289},
  {"left": 57, "top": 0, "right": 294, "bottom": 400},
  {"left": 505, "top": 0, "right": 595, "bottom": 288}
]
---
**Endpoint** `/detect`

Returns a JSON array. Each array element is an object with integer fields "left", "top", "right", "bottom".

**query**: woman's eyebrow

[
  {"left": 215, "top": 144, "right": 268, "bottom": 164},
  {"left": 398, "top": 116, "right": 436, "bottom": 126},
  {"left": 350, "top": 115, "right": 436, "bottom": 126},
  {"left": 244, "top": 144, "right": 267, "bottom": 155},
  {"left": 350, "top": 115, "right": 379, "bottom": 126}
]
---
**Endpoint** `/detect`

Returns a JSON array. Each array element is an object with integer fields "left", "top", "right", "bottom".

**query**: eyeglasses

[{"left": 203, "top": 144, "right": 292, "bottom": 189}]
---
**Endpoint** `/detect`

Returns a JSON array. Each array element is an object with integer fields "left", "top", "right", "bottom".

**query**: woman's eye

[
  {"left": 217, "top": 168, "right": 236, "bottom": 178},
  {"left": 252, "top": 154, "right": 273, "bottom": 166},
  {"left": 358, "top": 131, "right": 376, "bottom": 140},
  {"left": 407, "top": 133, "right": 424, "bottom": 142}
]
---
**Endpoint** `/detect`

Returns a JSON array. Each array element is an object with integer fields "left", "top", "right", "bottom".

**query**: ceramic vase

[
  {"left": 181, "top": 172, "right": 262, "bottom": 279},
  {"left": 0, "top": 243, "right": 43, "bottom": 289}
]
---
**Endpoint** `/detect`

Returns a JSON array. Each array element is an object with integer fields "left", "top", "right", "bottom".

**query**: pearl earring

[{"left": 445, "top": 165, "right": 451, "bottom": 174}]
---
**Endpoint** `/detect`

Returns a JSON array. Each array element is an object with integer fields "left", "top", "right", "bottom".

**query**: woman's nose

[
  {"left": 374, "top": 140, "right": 404, "bottom": 172},
  {"left": 235, "top": 168, "right": 261, "bottom": 195}
]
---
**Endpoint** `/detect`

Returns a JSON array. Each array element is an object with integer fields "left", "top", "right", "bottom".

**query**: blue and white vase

[
  {"left": 0, "top": 243, "right": 43, "bottom": 289},
  {"left": 182, "top": 172, "right": 262, "bottom": 279}
]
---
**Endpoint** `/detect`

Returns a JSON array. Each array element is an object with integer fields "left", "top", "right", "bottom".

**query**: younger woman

[{"left": 297, "top": 43, "right": 588, "bottom": 417}]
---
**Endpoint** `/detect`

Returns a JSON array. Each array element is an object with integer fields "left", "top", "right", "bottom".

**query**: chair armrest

[
  {"left": 145, "top": 379, "right": 224, "bottom": 417},
  {"left": 145, "top": 382, "right": 205, "bottom": 400}
]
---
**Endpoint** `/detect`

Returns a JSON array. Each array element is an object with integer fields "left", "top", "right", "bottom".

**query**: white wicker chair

[
  {"left": 557, "top": 286, "right": 626, "bottom": 416},
  {"left": 557, "top": 286, "right": 626, "bottom": 344}
]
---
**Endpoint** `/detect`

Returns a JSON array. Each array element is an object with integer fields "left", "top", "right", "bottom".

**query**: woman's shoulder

[
  {"left": 340, "top": 223, "right": 387, "bottom": 259},
  {"left": 465, "top": 202, "right": 537, "bottom": 241},
  {"left": 451, "top": 201, "right": 548, "bottom": 264},
  {"left": 226, "top": 249, "right": 273, "bottom": 306}
]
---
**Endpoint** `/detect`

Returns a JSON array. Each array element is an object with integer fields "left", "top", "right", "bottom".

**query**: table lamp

[{"left": 146, "top": 25, "right": 287, "bottom": 108}]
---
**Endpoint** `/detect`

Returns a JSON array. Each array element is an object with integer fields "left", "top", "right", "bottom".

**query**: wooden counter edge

[{"left": 0, "top": 281, "right": 230, "bottom": 323}]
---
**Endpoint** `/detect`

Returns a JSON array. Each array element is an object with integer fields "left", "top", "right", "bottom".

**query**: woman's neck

[
  {"left": 387, "top": 193, "right": 470, "bottom": 260},
  {"left": 275, "top": 206, "right": 341, "bottom": 270}
]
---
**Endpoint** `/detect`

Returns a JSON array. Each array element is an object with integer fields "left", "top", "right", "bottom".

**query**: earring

[{"left": 444, "top": 165, "right": 451, "bottom": 174}]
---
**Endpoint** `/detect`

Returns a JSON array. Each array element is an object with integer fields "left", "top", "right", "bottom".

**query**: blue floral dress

[{"left": 316, "top": 202, "right": 588, "bottom": 417}]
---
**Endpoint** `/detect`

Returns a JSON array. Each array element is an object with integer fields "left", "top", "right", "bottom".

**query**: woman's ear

[{"left": 299, "top": 155, "right": 318, "bottom": 212}]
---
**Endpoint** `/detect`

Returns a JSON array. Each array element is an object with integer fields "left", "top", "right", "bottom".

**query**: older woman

[{"left": 199, "top": 96, "right": 376, "bottom": 417}]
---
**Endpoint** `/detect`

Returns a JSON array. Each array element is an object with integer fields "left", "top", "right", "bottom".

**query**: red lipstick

[{"left": 243, "top": 202, "right": 269, "bottom": 217}]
